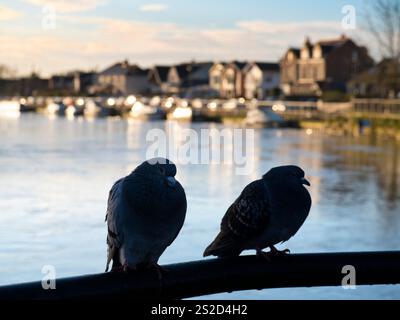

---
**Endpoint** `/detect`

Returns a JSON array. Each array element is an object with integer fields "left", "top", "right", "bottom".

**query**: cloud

[
  {"left": 24, "top": 0, "right": 106, "bottom": 13},
  {"left": 1, "top": 16, "right": 375, "bottom": 76},
  {"left": 139, "top": 3, "right": 168, "bottom": 12},
  {"left": 0, "top": 5, "right": 23, "bottom": 20},
  {"left": 236, "top": 20, "right": 342, "bottom": 34}
]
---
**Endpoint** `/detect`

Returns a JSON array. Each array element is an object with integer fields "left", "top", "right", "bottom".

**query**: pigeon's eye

[{"left": 159, "top": 167, "right": 166, "bottom": 174}]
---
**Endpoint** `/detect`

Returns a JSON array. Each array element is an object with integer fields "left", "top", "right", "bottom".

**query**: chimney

[
  {"left": 305, "top": 36, "right": 312, "bottom": 47},
  {"left": 122, "top": 59, "right": 129, "bottom": 68}
]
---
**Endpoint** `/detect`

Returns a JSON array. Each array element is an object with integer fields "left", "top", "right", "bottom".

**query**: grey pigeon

[
  {"left": 204, "top": 166, "right": 311, "bottom": 258},
  {"left": 105, "top": 158, "right": 187, "bottom": 272}
]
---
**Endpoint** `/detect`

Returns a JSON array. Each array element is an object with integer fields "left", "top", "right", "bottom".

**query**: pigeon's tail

[{"left": 203, "top": 232, "right": 242, "bottom": 258}]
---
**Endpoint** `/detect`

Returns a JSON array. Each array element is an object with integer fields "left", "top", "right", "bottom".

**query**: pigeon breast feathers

[{"left": 105, "top": 178, "right": 124, "bottom": 271}]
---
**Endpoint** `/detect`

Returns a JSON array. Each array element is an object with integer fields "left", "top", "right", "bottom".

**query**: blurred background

[{"left": 0, "top": 0, "right": 399, "bottom": 299}]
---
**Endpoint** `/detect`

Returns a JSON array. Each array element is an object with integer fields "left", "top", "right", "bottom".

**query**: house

[
  {"left": 0, "top": 74, "right": 48, "bottom": 96},
  {"left": 19, "top": 74, "right": 49, "bottom": 96},
  {"left": 221, "top": 61, "right": 247, "bottom": 98},
  {"left": 348, "top": 59, "right": 400, "bottom": 98},
  {"left": 73, "top": 71, "right": 96, "bottom": 94},
  {"left": 167, "top": 63, "right": 193, "bottom": 94},
  {"left": 209, "top": 62, "right": 226, "bottom": 96},
  {"left": 242, "top": 62, "right": 280, "bottom": 99},
  {"left": 49, "top": 74, "right": 74, "bottom": 94},
  {"left": 280, "top": 35, "right": 374, "bottom": 97},
  {"left": 166, "top": 61, "right": 213, "bottom": 97},
  {"left": 280, "top": 48, "right": 300, "bottom": 95},
  {"left": 148, "top": 65, "right": 170, "bottom": 94},
  {"left": 209, "top": 61, "right": 248, "bottom": 99},
  {"left": 180, "top": 62, "right": 214, "bottom": 98},
  {"left": 95, "top": 60, "right": 150, "bottom": 95}
]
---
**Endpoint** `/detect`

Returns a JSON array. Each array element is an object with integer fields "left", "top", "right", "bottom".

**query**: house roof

[
  {"left": 100, "top": 61, "right": 147, "bottom": 77},
  {"left": 173, "top": 63, "right": 192, "bottom": 79},
  {"left": 316, "top": 35, "right": 350, "bottom": 56},
  {"left": 153, "top": 65, "right": 170, "bottom": 82},
  {"left": 253, "top": 62, "right": 280, "bottom": 72},
  {"left": 172, "top": 62, "right": 214, "bottom": 80},
  {"left": 286, "top": 48, "right": 301, "bottom": 58},
  {"left": 230, "top": 60, "right": 247, "bottom": 70},
  {"left": 51, "top": 74, "right": 74, "bottom": 81},
  {"left": 127, "top": 65, "right": 148, "bottom": 76}
]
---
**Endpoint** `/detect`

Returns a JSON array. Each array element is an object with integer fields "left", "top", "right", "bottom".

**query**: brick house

[{"left": 280, "top": 35, "right": 374, "bottom": 97}]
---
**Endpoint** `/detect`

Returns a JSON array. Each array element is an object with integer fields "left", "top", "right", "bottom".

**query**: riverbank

[
  {"left": 300, "top": 114, "right": 400, "bottom": 141},
  {"left": 1, "top": 96, "right": 400, "bottom": 139}
]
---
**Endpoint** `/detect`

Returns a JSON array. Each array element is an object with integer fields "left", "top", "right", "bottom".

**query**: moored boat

[
  {"left": 245, "top": 107, "right": 285, "bottom": 127},
  {"left": 130, "top": 101, "right": 166, "bottom": 120}
]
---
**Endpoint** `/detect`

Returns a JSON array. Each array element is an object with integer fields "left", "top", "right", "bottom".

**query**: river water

[{"left": 0, "top": 113, "right": 399, "bottom": 299}]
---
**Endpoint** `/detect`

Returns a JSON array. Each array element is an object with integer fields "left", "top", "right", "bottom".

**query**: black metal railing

[{"left": 0, "top": 251, "right": 399, "bottom": 299}]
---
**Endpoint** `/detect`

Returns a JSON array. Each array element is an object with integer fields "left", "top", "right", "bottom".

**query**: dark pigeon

[
  {"left": 204, "top": 165, "right": 311, "bottom": 258},
  {"left": 105, "top": 158, "right": 187, "bottom": 272}
]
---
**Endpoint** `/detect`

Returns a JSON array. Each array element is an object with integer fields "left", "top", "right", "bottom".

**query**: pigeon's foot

[
  {"left": 148, "top": 262, "right": 168, "bottom": 281},
  {"left": 269, "top": 245, "right": 290, "bottom": 257}
]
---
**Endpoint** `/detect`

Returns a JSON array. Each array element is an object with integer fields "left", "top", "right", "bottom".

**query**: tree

[
  {"left": 0, "top": 64, "right": 16, "bottom": 78},
  {"left": 363, "top": 0, "right": 400, "bottom": 60}
]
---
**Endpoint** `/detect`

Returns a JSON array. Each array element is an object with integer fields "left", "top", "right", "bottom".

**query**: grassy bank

[{"left": 300, "top": 114, "right": 400, "bottom": 140}]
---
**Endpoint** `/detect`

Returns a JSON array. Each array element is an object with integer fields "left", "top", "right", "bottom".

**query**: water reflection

[{"left": 0, "top": 114, "right": 399, "bottom": 299}]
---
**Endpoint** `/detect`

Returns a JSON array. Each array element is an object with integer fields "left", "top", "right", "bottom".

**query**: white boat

[
  {"left": 65, "top": 105, "right": 77, "bottom": 118},
  {"left": 167, "top": 106, "right": 193, "bottom": 121},
  {"left": 130, "top": 101, "right": 166, "bottom": 120},
  {"left": 0, "top": 100, "right": 21, "bottom": 118},
  {"left": 245, "top": 108, "right": 285, "bottom": 127},
  {"left": 46, "top": 101, "right": 65, "bottom": 116},
  {"left": 83, "top": 99, "right": 101, "bottom": 118},
  {"left": 207, "top": 100, "right": 220, "bottom": 111},
  {"left": 222, "top": 99, "right": 238, "bottom": 111}
]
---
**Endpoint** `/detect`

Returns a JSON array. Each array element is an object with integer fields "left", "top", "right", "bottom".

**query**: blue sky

[{"left": 0, "top": 0, "right": 376, "bottom": 76}]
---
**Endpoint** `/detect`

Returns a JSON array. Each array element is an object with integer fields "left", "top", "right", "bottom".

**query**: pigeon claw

[
  {"left": 269, "top": 246, "right": 291, "bottom": 257},
  {"left": 148, "top": 263, "right": 168, "bottom": 281},
  {"left": 256, "top": 246, "right": 291, "bottom": 261}
]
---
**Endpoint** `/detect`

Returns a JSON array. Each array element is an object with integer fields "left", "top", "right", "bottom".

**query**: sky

[{"left": 0, "top": 0, "right": 378, "bottom": 77}]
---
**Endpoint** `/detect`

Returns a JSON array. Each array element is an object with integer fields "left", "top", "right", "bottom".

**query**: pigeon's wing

[
  {"left": 203, "top": 180, "right": 270, "bottom": 257},
  {"left": 166, "top": 185, "right": 187, "bottom": 248},
  {"left": 105, "top": 178, "right": 124, "bottom": 272}
]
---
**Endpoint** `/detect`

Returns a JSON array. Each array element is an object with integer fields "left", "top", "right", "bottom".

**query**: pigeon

[
  {"left": 203, "top": 165, "right": 311, "bottom": 258},
  {"left": 105, "top": 158, "right": 187, "bottom": 273}
]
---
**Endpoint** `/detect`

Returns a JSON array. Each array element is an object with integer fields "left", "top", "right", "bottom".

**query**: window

[
  {"left": 212, "top": 75, "right": 220, "bottom": 86},
  {"left": 352, "top": 51, "right": 359, "bottom": 62}
]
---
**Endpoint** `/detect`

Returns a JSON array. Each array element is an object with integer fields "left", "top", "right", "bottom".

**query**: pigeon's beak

[
  {"left": 301, "top": 178, "right": 311, "bottom": 186},
  {"left": 166, "top": 176, "right": 176, "bottom": 188}
]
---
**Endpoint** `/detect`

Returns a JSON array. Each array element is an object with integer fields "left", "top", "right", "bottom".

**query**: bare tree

[
  {"left": 363, "top": 0, "right": 400, "bottom": 60},
  {"left": 0, "top": 64, "right": 16, "bottom": 78}
]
